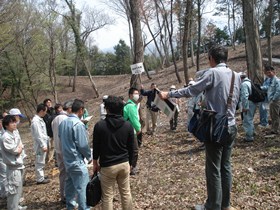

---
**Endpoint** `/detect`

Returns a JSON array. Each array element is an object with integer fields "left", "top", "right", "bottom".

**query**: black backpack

[{"left": 248, "top": 82, "right": 266, "bottom": 103}]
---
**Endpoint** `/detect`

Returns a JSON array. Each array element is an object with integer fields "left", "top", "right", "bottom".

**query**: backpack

[{"left": 248, "top": 82, "right": 266, "bottom": 103}]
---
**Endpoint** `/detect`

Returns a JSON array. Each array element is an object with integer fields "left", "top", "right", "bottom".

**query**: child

[{"left": 0, "top": 115, "right": 27, "bottom": 210}]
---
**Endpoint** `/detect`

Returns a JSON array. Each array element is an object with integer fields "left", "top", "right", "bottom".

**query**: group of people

[
  {"left": 0, "top": 43, "right": 279, "bottom": 210},
  {"left": 239, "top": 66, "right": 280, "bottom": 142}
]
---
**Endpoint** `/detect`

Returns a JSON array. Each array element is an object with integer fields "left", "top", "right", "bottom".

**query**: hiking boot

[{"left": 36, "top": 179, "right": 50, "bottom": 185}]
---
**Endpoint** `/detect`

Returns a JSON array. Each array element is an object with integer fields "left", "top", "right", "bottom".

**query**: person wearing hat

[
  {"left": 169, "top": 85, "right": 180, "bottom": 131},
  {"left": 51, "top": 100, "right": 73, "bottom": 204},
  {"left": 9, "top": 108, "right": 25, "bottom": 124},
  {"left": 1, "top": 115, "right": 27, "bottom": 210}
]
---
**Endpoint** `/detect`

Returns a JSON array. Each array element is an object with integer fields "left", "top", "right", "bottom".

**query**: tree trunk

[
  {"left": 243, "top": 0, "right": 263, "bottom": 84},
  {"left": 64, "top": 0, "right": 99, "bottom": 96},
  {"left": 182, "top": 0, "right": 192, "bottom": 84},
  {"left": 196, "top": 0, "right": 202, "bottom": 72},
  {"left": 267, "top": 0, "right": 274, "bottom": 66},
  {"left": 189, "top": 11, "right": 195, "bottom": 67},
  {"left": 160, "top": 0, "right": 182, "bottom": 83},
  {"left": 129, "top": 0, "right": 143, "bottom": 89}
]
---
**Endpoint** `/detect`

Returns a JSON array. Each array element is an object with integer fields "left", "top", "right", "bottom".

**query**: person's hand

[
  {"left": 87, "top": 158, "right": 92, "bottom": 164},
  {"left": 17, "top": 143, "right": 23, "bottom": 154},
  {"left": 159, "top": 91, "right": 169, "bottom": 99},
  {"left": 141, "top": 84, "right": 144, "bottom": 89},
  {"left": 93, "top": 160, "right": 100, "bottom": 173},
  {"left": 42, "top": 147, "right": 48, "bottom": 152}
]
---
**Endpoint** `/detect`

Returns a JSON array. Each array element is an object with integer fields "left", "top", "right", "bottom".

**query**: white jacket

[
  {"left": 31, "top": 115, "right": 49, "bottom": 151},
  {"left": 0, "top": 130, "right": 25, "bottom": 170},
  {"left": 51, "top": 113, "right": 68, "bottom": 154}
]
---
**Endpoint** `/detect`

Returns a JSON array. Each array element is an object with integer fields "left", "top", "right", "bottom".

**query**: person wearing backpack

[
  {"left": 240, "top": 74, "right": 257, "bottom": 142},
  {"left": 265, "top": 66, "right": 280, "bottom": 135}
]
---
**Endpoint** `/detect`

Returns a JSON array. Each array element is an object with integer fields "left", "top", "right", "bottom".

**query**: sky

[{"left": 76, "top": 0, "right": 227, "bottom": 51}]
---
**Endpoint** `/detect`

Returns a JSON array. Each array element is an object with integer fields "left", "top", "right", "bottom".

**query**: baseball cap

[{"left": 9, "top": 108, "right": 25, "bottom": 118}]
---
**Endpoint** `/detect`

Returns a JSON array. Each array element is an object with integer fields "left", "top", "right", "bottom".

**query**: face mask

[{"left": 133, "top": 94, "right": 140, "bottom": 101}]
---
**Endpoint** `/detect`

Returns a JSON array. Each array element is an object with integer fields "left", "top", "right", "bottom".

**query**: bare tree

[
  {"left": 129, "top": 0, "right": 143, "bottom": 88},
  {"left": 63, "top": 0, "right": 113, "bottom": 96},
  {"left": 103, "top": 0, "right": 134, "bottom": 57},
  {"left": 159, "top": 0, "right": 182, "bottom": 83},
  {"left": 242, "top": 0, "right": 263, "bottom": 83},
  {"left": 182, "top": 0, "right": 192, "bottom": 84}
]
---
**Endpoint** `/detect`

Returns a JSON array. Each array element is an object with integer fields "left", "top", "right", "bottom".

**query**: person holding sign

[{"left": 140, "top": 83, "right": 160, "bottom": 135}]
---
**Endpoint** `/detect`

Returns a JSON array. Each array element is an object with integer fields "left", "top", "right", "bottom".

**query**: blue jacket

[
  {"left": 267, "top": 76, "right": 280, "bottom": 102},
  {"left": 58, "top": 114, "right": 91, "bottom": 170},
  {"left": 240, "top": 78, "right": 252, "bottom": 110}
]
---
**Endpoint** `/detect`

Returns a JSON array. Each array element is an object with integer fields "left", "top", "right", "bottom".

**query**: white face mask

[{"left": 133, "top": 94, "right": 140, "bottom": 101}]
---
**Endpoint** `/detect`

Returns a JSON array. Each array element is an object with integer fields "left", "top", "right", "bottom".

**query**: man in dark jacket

[
  {"left": 43, "top": 98, "right": 55, "bottom": 162},
  {"left": 140, "top": 83, "right": 159, "bottom": 134},
  {"left": 93, "top": 95, "right": 135, "bottom": 210}
]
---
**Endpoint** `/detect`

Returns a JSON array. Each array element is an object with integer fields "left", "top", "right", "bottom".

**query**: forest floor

[{"left": 1, "top": 38, "right": 280, "bottom": 209}]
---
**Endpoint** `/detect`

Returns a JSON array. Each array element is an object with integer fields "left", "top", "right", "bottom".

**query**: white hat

[
  {"left": 103, "top": 95, "right": 108, "bottom": 100},
  {"left": 170, "top": 85, "right": 176, "bottom": 90},
  {"left": 9, "top": 108, "right": 25, "bottom": 118},
  {"left": 188, "top": 81, "right": 195, "bottom": 86}
]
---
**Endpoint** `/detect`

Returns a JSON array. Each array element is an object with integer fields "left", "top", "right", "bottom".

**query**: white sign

[
  {"left": 153, "top": 94, "right": 176, "bottom": 120},
  {"left": 130, "top": 63, "right": 145, "bottom": 74}
]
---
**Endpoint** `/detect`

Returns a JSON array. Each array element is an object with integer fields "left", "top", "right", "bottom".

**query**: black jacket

[
  {"left": 92, "top": 114, "right": 135, "bottom": 167},
  {"left": 140, "top": 88, "right": 160, "bottom": 112}
]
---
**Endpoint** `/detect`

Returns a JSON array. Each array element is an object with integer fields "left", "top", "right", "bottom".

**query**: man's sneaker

[
  {"left": 36, "top": 179, "right": 50, "bottom": 185},
  {"left": 194, "top": 204, "right": 206, "bottom": 210},
  {"left": 266, "top": 131, "right": 279, "bottom": 135},
  {"left": 18, "top": 205, "right": 27, "bottom": 210},
  {"left": 258, "top": 124, "right": 269, "bottom": 129}
]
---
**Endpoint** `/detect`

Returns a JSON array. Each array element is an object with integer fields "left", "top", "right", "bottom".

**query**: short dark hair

[
  {"left": 71, "top": 99, "right": 84, "bottom": 113},
  {"left": 36, "top": 103, "right": 47, "bottom": 113},
  {"left": 264, "top": 65, "right": 275, "bottom": 72},
  {"left": 128, "top": 87, "right": 138, "bottom": 95},
  {"left": 208, "top": 46, "right": 228, "bottom": 64},
  {"left": 151, "top": 83, "right": 155, "bottom": 86},
  {"left": 104, "top": 95, "right": 124, "bottom": 115},
  {"left": 43, "top": 98, "right": 52, "bottom": 105},
  {"left": 54, "top": 103, "right": 63, "bottom": 112},
  {"left": 2, "top": 115, "right": 17, "bottom": 130}
]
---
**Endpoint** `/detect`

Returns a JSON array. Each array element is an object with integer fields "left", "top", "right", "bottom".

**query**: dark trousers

[{"left": 204, "top": 125, "right": 237, "bottom": 210}]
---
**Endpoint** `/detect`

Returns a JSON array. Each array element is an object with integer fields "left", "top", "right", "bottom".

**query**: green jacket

[{"left": 123, "top": 99, "right": 141, "bottom": 133}]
